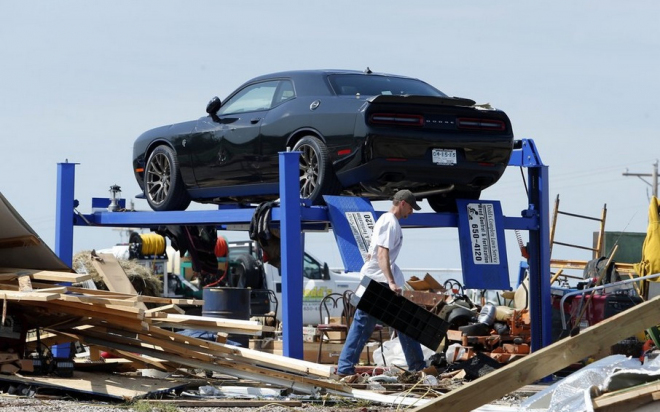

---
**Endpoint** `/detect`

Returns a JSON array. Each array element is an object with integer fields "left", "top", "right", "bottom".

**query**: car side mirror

[
  {"left": 323, "top": 263, "right": 330, "bottom": 280},
  {"left": 206, "top": 96, "right": 222, "bottom": 115}
]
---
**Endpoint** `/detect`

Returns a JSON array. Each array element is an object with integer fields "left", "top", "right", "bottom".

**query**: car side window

[
  {"left": 218, "top": 80, "right": 279, "bottom": 115},
  {"left": 302, "top": 253, "right": 322, "bottom": 280},
  {"left": 272, "top": 80, "right": 295, "bottom": 106}
]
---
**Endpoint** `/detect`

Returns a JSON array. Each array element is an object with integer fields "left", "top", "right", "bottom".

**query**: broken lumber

[
  {"left": 412, "top": 294, "right": 660, "bottom": 412},
  {"left": 91, "top": 253, "right": 147, "bottom": 310}
]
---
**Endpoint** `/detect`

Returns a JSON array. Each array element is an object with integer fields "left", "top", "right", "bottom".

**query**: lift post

[{"left": 55, "top": 161, "right": 77, "bottom": 267}]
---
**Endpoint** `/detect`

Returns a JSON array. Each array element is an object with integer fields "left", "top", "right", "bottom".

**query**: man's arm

[{"left": 377, "top": 245, "right": 399, "bottom": 293}]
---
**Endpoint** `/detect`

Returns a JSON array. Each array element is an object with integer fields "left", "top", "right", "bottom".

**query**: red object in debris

[
  {"left": 641, "top": 339, "right": 655, "bottom": 362},
  {"left": 100, "top": 351, "right": 118, "bottom": 359},
  {"left": 215, "top": 236, "right": 228, "bottom": 258}
]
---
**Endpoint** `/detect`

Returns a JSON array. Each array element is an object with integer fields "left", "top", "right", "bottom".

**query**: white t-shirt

[{"left": 359, "top": 212, "right": 405, "bottom": 287}]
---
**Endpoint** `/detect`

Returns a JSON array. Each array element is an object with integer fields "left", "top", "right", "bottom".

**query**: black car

[{"left": 132, "top": 69, "right": 514, "bottom": 212}]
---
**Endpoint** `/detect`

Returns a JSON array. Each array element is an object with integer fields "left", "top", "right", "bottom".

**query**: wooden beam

[
  {"left": 412, "top": 295, "right": 660, "bottom": 412},
  {"left": 0, "top": 269, "right": 88, "bottom": 283},
  {"left": 146, "top": 313, "right": 274, "bottom": 333},
  {"left": 91, "top": 253, "right": 147, "bottom": 310},
  {"left": 145, "top": 304, "right": 185, "bottom": 314},
  {"left": 593, "top": 380, "right": 660, "bottom": 411},
  {"left": 0, "top": 290, "right": 60, "bottom": 301}
]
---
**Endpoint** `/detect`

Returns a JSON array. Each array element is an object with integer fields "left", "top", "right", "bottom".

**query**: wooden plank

[
  {"left": 91, "top": 253, "right": 147, "bottom": 311},
  {"left": 412, "top": 295, "right": 660, "bottom": 412},
  {"left": 147, "top": 313, "right": 273, "bottom": 332},
  {"left": 0, "top": 290, "right": 60, "bottom": 301},
  {"left": 58, "top": 294, "right": 140, "bottom": 307},
  {"left": 44, "top": 299, "right": 144, "bottom": 316},
  {"left": 0, "top": 269, "right": 88, "bottom": 283},
  {"left": 145, "top": 304, "right": 185, "bottom": 314},
  {"left": 593, "top": 380, "right": 660, "bottom": 410},
  {"left": 24, "top": 300, "right": 146, "bottom": 327},
  {"left": 90, "top": 253, "right": 138, "bottom": 295},
  {"left": 150, "top": 321, "right": 265, "bottom": 336},
  {"left": 0, "top": 282, "right": 67, "bottom": 293}
]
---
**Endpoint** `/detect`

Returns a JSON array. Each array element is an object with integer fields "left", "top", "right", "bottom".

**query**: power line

[{"left": 622, "top": 160, "right": 659, "bottom": 198}]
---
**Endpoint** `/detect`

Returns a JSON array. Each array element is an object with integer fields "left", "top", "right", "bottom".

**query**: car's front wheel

[
  {"left": 292, "top": 136, "right": 341, "bottom": 204},
  {"left": 144, "top": 145, "right": 191, "bottom": 211},
  {"left": 427, "top": 189, "right": 481, "bottom": 213}
]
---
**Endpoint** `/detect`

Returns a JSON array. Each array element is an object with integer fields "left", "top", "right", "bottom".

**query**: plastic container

[{"left": 477, "top": 303, "right": 496, "bottom": 326}]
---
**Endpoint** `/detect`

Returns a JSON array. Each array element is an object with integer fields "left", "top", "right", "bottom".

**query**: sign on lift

[
  {"left": 457, "top": 199, "right": 510, "bottom": 290},
  {"left": 324, "top": 195, "right": 377, "bottom": 272}
]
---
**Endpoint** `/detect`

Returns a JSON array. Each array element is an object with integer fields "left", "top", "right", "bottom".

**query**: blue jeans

[{"left": 337, "top": 308, "right": 426, "bottom": 375}]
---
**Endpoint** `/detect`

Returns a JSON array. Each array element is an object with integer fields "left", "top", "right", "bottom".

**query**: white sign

[
  {"left": 466, "top": 203, "right": 500, "bottom": 265},
  {"left": 345, "top": 211, "right": 376, "bottom": 262}
]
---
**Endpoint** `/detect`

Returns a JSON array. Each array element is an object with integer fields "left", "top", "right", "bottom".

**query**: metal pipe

[{"left": 559, "top": 273, "right": 660, "bottom": 330}]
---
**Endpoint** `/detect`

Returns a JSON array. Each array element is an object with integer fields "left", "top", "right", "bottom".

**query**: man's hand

[{"left": 388, "top": 280, "right": 401, "bottom": 294}]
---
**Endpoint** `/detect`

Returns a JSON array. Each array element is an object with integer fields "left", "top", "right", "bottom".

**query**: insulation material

[{"left": 521, "top": 355, "right": 660, "bottom": 412}]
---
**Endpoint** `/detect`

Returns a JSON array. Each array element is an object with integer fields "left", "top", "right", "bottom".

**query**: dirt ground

[{"left": 0, "top": 397, "right": 415, "bottom": 412}]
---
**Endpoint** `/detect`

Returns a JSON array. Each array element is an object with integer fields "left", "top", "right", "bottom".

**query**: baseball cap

[{"left": 393, "top": 190, "right": 421, "bottom": 211}]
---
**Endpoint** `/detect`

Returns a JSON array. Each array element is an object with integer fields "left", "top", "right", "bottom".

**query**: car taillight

[
  {"left": 370, "top": 113, "right": 423, "bottom": 126},
  {"left": 457, "top": 117, "right": 505, "bottom": 131}
]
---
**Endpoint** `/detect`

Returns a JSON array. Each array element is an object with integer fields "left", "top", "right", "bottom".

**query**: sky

[{"left": 1, "top": 1, "right": 659, "bottom": 287}]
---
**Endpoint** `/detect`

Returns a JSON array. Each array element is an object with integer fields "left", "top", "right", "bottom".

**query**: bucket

[{"left": 202, "top": 287, "right": 251, "bottom": 347}]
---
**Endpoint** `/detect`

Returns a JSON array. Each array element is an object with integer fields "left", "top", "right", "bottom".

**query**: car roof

[
  {"left": 237, "top": 69, "right": 420, "bottom": 97},
  {"left": 248, "top": 69, "right": 415, "bottom": 82}
]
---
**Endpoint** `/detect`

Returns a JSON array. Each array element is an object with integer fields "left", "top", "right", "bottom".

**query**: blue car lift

[{"left": 54, "top": 139, "right": 550, "bottom": 358}]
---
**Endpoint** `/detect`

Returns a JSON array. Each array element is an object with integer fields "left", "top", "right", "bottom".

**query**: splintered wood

[{"left": 0, "top": 265, "right": 356, "bottom": 399}]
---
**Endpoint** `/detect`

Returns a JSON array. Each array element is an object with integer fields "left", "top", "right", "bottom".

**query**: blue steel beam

[
  {"left": 279, "top": 151, "right": 304, "bottom": 359},
  {"left": 55, "top": 162, "right": 78, "bottom": 266},
  {"left": 75, "top": 205, "right": 330, "bottom": 227},
  {"left": 507, "top": 139, "right": 551, "bottom": 351}
]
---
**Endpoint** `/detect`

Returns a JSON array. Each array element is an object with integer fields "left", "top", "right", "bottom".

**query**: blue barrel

[{"left": 202, "top": 287, "right": 251, "bottom": 347}]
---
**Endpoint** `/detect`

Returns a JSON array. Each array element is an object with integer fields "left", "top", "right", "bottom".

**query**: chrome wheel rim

[
  {"left": 146, "top": 152, "right": 171, "bottom": 206},
  {"left": 298, "top": 144, "right": 319, "bottom": 198}
]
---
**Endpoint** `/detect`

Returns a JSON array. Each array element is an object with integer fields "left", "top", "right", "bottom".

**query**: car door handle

[{"left": 250, "top": 117, "right": 261, "bottom": 124}]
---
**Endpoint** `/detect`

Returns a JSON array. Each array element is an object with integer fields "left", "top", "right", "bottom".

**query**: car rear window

[{"left": 328, "top": 74, "right": 447, "bottom": 97}]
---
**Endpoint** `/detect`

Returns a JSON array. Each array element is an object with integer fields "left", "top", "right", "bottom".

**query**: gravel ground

[{"left": 0, "top": 397, "right": 408, "bottom": 412}]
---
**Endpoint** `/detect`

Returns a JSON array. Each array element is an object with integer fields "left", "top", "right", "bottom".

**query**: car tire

[
  {"left": 230, "top": 253, "right": 263, "bottom": 289},
  {"left": 292, "top": 136, "right": 341, "bottom": 204},
  {"left": 144, "top": 145, "right": 191, "bottom": 211},
  {"left": 427, "top": 189, "right": 481, "bottom": 213}
]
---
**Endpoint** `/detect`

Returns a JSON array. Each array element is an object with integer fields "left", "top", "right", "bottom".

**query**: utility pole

[{"left": 623, "top": 160, "right": 659, "bottom": 198}]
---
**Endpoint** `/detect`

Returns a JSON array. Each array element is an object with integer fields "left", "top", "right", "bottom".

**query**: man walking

[{"left": 337, "top": 190, "right": 426, "bottom": 379}]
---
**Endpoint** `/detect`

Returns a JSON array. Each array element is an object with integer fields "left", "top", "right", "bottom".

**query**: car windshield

[{"left": 328, "top": 74, "right": 447, "bottom": 97}]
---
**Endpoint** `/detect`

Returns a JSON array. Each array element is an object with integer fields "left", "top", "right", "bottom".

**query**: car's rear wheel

[
  {"left": 293, "top": 136, "right": 341, "bottom": 204},
  {"left": 427, "top": 189, "right": 481, "bottom": 213},
  {"left": 144, "top": 145, "right": 191, "bottom": 211}
]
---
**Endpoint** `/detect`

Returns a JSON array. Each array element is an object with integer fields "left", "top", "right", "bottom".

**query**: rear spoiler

[{"left": 368, "top": 94, "right": 476, "bottom": 107}]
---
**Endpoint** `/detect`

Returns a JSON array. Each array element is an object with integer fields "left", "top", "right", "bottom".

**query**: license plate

[{"left": 432, "top": 149, "right": 457, "bottom": 165}]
